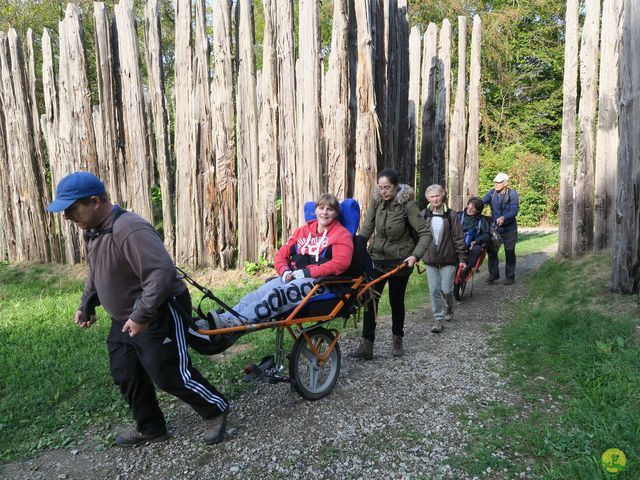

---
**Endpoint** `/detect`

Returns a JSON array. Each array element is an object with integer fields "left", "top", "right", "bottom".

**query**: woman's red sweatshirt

[{"left": 274, "top": 219, "right": 354, "bottom": 278}]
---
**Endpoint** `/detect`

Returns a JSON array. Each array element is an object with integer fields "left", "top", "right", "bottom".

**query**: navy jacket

[
  {"left": 481, "top": 187, "right": 519, "bottom": 232},
  {"left": 460, "top": 211, "right": 490, "bottom": 247}
]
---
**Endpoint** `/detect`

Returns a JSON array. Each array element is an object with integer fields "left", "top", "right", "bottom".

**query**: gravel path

[{"left": 3, "top": 247, "right": 554, "bottom": 480}]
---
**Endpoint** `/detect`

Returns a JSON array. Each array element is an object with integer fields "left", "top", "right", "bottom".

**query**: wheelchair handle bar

[{"left": 357, "top": 262, "right": 408, "bottom": 299}]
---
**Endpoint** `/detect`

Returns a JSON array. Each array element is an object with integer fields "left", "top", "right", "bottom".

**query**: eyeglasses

[{"left": 377, "top": 185, "right": 394, "bottom": 192}]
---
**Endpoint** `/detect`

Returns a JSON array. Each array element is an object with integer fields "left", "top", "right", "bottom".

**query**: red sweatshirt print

[{"left": 275, "top": 219, "right": 354, "bottom": 278}]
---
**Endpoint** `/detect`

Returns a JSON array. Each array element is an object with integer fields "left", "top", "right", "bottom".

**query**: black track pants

[{"left": 107, "top": 290, "right": 228, "bottom": 435}]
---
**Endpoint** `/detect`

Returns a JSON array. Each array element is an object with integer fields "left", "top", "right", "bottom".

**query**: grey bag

[{"left": 489, "top": 224, "right": 503, "bottom": 250}]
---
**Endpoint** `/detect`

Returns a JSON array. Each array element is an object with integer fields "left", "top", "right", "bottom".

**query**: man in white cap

[{"left": 482, "top": 172, "right": 519, "bottom": 285}]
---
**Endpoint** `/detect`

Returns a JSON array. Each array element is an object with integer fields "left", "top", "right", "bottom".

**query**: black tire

[
  {"left": 454, "top": 278, "right": 467, "bottom": 301},
  {"left": 289, "top": 327, "right": 341, "bottom": 400}
]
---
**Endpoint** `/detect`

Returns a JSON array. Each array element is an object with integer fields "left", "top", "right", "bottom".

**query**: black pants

[
  {"left": 362, "top": 272, "right": 410, "bottom": 342},
  {"left": 107, "top": 289, "right": 228, "bottom": 435},
  {"left": 467, "top": 243, "right": 484, "bottom": 270},
  {"left": 488, "top": 229, "right": 517, "bottom": 280}
]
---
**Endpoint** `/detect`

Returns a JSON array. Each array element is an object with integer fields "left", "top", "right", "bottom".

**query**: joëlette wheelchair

[{"left": 176, "top": 199, "right": 404, "bottom": 400}]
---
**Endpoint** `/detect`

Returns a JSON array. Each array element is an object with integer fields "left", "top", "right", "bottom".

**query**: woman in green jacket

[{"left": 349, "top": 169, "right": 432, "bottom": 359}]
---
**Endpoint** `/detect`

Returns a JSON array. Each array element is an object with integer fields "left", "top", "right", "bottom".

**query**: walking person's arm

[
  {"left": 76, "top": 270, "right": 96, "bottom": 328},
  {"left": 118, "top": 226, "right": 178, "bottom": 336}
]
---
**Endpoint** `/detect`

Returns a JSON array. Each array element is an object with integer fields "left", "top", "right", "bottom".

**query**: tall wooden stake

[
  {"left": 572, "top": 0, "right": 601, "bottom": 256},
  {"left": 212, "top": 0, "right": 237, "bottom": 268},
  {"left": 612, "top": 0, "right": 640, "bottom": 293},
  {"left": 236, "top": 0, "right": 259, "bottom": 263},
  {"left": 463, "top": 15, "right": 481, "bottom": 203},
  {"left": 594, "top": 0, "right": 622, "bottom": 252},
  {"left": 558, "top": 0, "right": 580, "bottom": 258},
  {"left": 448, "top": 16, "right": 467, "bottom": 211}
]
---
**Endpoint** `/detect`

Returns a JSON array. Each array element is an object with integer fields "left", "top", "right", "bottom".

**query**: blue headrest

[{"left": 304, "top": 198, "right": 360, "bottom": 236}]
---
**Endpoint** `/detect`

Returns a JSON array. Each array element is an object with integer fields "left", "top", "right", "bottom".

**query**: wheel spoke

[
  {"left": 308, "top": 363, "right": 319, "bottom": 390},
  {"left": 300, "top": 346, "right": 317, "bottom": 363}
]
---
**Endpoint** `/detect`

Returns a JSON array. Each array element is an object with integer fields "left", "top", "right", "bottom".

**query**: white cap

[{"left": 493, "top": 172, "right": 509, "bottom": 183}]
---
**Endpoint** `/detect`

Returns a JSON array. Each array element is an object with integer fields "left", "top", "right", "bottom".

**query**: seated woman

[
  {"left": 460, "top": 197, "right": 490, "bottom": 272},
  {"left": 210, "top": 193, "right": 354, "bottom": 328}
]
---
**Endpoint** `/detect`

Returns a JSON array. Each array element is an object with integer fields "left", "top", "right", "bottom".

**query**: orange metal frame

[
  {"left": 195, "top": 263, "right": 407, "bottom": 362},
  {"left": 455, "top": 247, "right": 487, "bottom": 283}
]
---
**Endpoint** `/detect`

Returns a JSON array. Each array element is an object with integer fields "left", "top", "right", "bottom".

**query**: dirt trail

[{"left": 3, "top": 244, "right": 556, "bottom": 480}]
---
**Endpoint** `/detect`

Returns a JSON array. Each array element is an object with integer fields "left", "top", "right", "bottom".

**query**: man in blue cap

[
  {"left": 48, "top": 172, "right": 229, "bottom": 446},
  {"left": 482, "top": 172, "right": 520, "bottom": 285}
]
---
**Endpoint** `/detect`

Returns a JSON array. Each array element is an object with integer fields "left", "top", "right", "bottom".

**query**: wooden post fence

[{"left": 0, "top": 3, "right": 488, "bottom": 270}]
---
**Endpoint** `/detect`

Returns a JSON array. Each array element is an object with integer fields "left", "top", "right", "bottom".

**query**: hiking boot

[
  {"left": 115, "top": 429, "right": 169, "bottom": 447},
  {"left": 504, "top": 277, "right": 515, "bottom": 286},
  {"left": 444, "top": 305, "right": 453, "bottom": 322},
  {"left": 204, "top": 411, "right": 228, "bottom": 445},
  {"left": 430, "top": 321, "right": 443, "bottom": 333},
  {"left": 348, "top": 338, "right": 374, "bottom": 360},
  {"left": 486, "top": 275, "right": 498, "bottom": 285},
  {"left": 392, "top": 335, "right": 404, "bottom": 357}
]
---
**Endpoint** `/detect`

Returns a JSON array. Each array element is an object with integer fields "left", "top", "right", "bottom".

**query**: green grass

[
  {"left": 0, "top": 231, "right": 558, "bottom": 464},
  {"left": 452, "top": 253, "right": 640, "bottom": 479},
  {"left": 0, "top": 263, "right": 272, "bottom": 463}
]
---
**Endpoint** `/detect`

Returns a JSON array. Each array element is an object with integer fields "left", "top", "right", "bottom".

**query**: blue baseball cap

[{"left": 47, "top": 172, "right": 105, "bottom": 212}]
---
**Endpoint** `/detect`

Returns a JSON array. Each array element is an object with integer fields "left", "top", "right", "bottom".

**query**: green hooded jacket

[{"left": 359, "top": 184, "right": 432, "bottom": 272}]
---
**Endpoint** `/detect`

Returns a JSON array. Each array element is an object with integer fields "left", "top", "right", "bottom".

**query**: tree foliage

[
  {"left": 410, "top": 0, "right": 564, "bottom": 224},
  {"left": 409, "top": 0, "right": 565, "bottom": 161}
]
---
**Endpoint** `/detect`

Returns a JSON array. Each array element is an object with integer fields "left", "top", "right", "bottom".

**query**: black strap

[
  {"left": 491, "top": 188, "right": 510, "bottom": 216},
  {"left": 84, "top": 206, "right": 127, "bottom": 241},
  {"left": 176, "top": 267, "right": 248, "bottom": 322},
  {"left": 428, "top": 208, "right": 455, "bottom": 237},
  {"left": 168, "top": 296, "right": 202, "bottom": 331}
]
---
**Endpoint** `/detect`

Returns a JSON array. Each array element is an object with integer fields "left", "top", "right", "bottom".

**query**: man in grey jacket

[{"left": 48, "top": 172, "right": 228, "bottom": 447}]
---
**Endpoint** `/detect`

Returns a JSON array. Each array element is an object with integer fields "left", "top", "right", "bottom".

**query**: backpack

[{"left": 403, "top": 204, "right": 420, "bottom": 246}]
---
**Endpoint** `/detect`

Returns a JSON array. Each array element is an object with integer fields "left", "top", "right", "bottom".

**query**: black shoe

[
  {"left": 504, "top": 278, "right": 515, "bottom": 285},
  {"left": 115, "top": 429, "right": 169, "bottom": 447},
  {"left": 486, "top": 275, "right": 498, "bottom": 284},
  {"left": 204, "top": 410, "right": 228, "bottom": 445}
]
